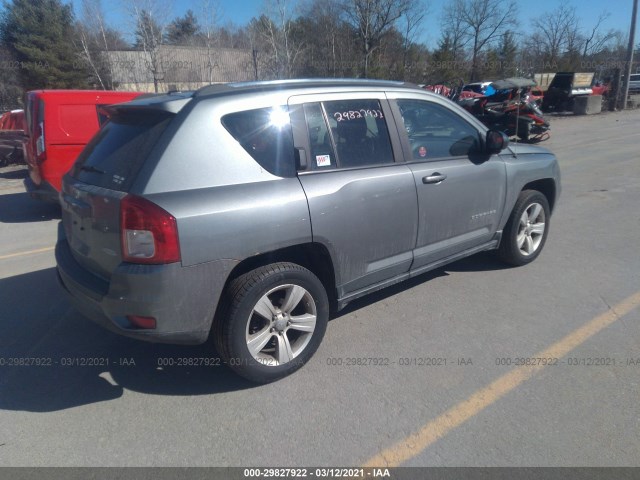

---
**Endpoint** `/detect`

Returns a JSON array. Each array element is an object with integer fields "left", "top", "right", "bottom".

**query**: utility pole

[{"left": 620, "top": 0, "right": 638, "bottom": 109}]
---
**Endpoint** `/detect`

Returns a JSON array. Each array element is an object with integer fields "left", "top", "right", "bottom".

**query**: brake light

[
  {"left": 126, "top": 315, "right": 157, "bottom": 329},
  {"left": 120, "top": 195, "right": 180, "bottom": 264}
]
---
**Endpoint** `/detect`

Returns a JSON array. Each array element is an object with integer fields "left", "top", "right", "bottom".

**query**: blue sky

[{"left": 97, "top": 0, "right": 638, "bottom": 47}]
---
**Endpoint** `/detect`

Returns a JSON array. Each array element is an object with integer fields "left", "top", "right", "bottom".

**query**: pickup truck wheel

[
  {"left": 497, "top": 190, "right": 550, "bottom": 266},
  {"left": 215, "top": 262, "right": 329, "bottom": 383}
]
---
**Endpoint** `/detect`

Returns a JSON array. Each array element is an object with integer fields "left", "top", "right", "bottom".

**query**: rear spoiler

[{"left": 100, "top": 92, "right": 194, "bottom": 117}]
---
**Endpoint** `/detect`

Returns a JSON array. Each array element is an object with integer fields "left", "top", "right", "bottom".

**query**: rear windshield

[{"left": 71, "top": 112, "right": 172, "bottom": 191}]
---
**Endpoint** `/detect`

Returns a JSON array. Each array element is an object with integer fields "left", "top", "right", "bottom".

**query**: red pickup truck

[{"left": 24, "top": 90, "right": 145, "bottom": 202}]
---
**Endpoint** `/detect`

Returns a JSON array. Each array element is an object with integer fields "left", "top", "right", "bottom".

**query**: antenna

[{"left": 512, "top": 87, "right": 520, "bottom": 157}]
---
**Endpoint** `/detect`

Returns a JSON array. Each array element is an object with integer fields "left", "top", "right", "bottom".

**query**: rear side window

[
  {"left": 72, "top": 112, "right": 172, "bottom": 191},
  {"left": 322, "top": 99, "right": 394, "bottom": 168},
  {"left": 222, "top": 106, "right": 295, "bottom": 177}
]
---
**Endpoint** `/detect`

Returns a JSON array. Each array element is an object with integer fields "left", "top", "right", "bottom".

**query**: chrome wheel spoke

[
  {"left": 276, "top": 333, "right": 294, "bottom": 364},
  {"left": 517, "top": 231, "right": 527, "bottom": 248},
  {"left": 247, "top": 326, "right": 274, "bottom": 357},
  {"left": 519, "top": 212, "right": 529, "bottom": 228},
  {"left": 524, "top": 235, "right": 534, "bottom": 254},
  {"left": 281, "top": 285, "right": 306, "bottom": 313},
  {"left": 528, "top": 204, "right": 542, "bottom": 222},
  {"left": 254, "top": 295, "right": 277, "bottom": 320},
  {"left": 530, "top": 222, "right": 545, "bottom": 236},
  {"left": 288, "top": 313, "right": 316, "bottom": 333}
]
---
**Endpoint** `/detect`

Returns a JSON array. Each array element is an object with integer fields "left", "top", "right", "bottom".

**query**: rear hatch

[{"left": 61, "top": 106, "right": 178, "bottom": 280}]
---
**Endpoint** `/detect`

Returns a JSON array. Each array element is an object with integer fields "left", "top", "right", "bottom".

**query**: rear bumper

[
  {"left": 55, "top": 224, "right": 237, "bottom": 345},
  {"left": 24, "top": 176, "right": 59, "bottom": 203}
]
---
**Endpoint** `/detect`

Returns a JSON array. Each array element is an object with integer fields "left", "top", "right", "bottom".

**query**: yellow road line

[
  {"left": 0, "top": 246, "right": 55, "bottom": 261},
  {"left": 364, "top": 290, "right": 640, "bottom": 467}
]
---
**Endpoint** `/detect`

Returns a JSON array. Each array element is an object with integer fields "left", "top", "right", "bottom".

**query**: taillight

[
  {"left": 126, "top": 315, "right": 157, "bottom": 329},
  {"left": 120, "top": 195, "right": 180, "bottom": 264}
]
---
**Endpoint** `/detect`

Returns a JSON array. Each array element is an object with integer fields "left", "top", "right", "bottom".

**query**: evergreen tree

[
  {"left": 166, "top": 10, "right": 200, "bottom": 45},
  {"left": 429, "top": 33, "right": 466, "bottom": 83},
  {"left": 0, "top": 0, "right": 89, "bottom": 90},
  {"left": 134, "top": 10, "right": 163, "bottom": 51}
]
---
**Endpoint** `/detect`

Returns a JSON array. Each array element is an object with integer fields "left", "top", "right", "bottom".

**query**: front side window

[
  {"left": 222, "top": 106, "right": 295, "bottom": 177},
  {"left": 396, "top": 100, "right": 480, "bottom": 160},
  {"left": 322, "top": 99, "right": 394, "bottom": 168}
]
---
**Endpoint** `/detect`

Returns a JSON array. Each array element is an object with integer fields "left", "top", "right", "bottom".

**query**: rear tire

[
  {"left": 214, "top": 262, "right": 329, "bottom": 383},
  {"left": 497, "top": 190, "right": 550, "bottom": 266}
]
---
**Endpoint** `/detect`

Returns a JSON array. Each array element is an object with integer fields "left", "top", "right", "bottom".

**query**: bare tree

[
  {"left": 200, "top": 0, "right": 222, "bottom": 84},
  {"left": 76, "top": 0, "right": 127, "bottom": 89},
  {"left": 301, "top": 0, "right": 353, "bottom": 77},
  {"left": 255, "top": 0, "right": 304, "bottom": 79},
  {"left": 128, "top": 0, "right": 173, "bottom": 92},
  {"left": 400, "top": 0, "right": 429, "bottom": 78},
  {"left": 440, "top": 1, "right": 470, "bottom": 65},
  {"left": 531, "top": 5, "right": 580, "bottom": 68},
  {"left": 444, "top": 0, "right": 518, "bottom": 81},
  {"left": 342, "top": 0, "right": 414, "bottom": 77},
  {"left": 76, "top": 23, "right": 106, "bottom": 89},
  {"left": 582, "top": 11, "right": 617, "bottom": 58}
]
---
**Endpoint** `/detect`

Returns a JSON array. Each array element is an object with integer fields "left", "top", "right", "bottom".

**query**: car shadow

[
  {"left": 444, "top": 251, "right": 511, "bottom": 273},
  {"left": 0, "top": 192, "right": 60, "bottom": 223},
  {"left": 335, "top": 252, "right": 510, "bottom": 318},
  {"left": 0, "top": 253, "right": 511, "bottom": 412},
  {"left": 0, "top": 268, "right": 255, "bottom": 412},
  {"left": 0, "top": 167, "right": 27, "bottom": 180}
]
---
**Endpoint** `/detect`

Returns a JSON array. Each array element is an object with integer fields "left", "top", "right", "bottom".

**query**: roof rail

[{"left": 195, "top": 78, "right": 420, "bottom": 97}]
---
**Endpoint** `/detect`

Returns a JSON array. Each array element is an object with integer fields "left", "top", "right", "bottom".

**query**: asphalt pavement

[{"left": 0, "top": 110, "right": 639, "bottom": 468}]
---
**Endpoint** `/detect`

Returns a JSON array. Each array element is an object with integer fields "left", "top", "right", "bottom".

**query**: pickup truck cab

[
  {"left": 23, "top": 90, "right": 144, "bottom": 201},
  {"left": 56, "top": 79, "right": 561, "bottom": 383}
]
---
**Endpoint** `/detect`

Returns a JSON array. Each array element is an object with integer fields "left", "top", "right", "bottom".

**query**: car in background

[
  {"left": 628, "top": 73, "right": 640, "bottom": 93},
  {"left": 526, "top": 86, "right": 544, "bottom": 105},
  {"left": 460, "top": 81, "right": 493, "bottom": 99},
  {"left": 423, "top": 83, "right": 451, "bottom": 97},
  {"left": 23, "top": 90, "right": 145, "bottom": 202},
  {"left": 56, "top": 79, "right": 560, "bottom": 383},
  {"left": 0, "top": 109, "right": 27, "bottom": 167}
]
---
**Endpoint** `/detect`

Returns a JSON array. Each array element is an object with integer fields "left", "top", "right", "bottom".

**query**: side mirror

[{"left": 486, "top": 130, "right": 509, "bottom": 154}]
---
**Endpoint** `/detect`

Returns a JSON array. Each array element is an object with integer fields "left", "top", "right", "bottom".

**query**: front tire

[
  {"left": 497, "top": 190, "right": 550, "bottom": 266},
  {"left": 215, "top": 262, "right": 329, "bottom": 383}
]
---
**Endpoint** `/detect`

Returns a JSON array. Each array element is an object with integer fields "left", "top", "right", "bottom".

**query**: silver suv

[{"left": 56, "top": 79, "right": 561, "bottom": 383}]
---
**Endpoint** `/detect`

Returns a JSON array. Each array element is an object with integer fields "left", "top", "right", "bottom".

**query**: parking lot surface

[{"left": 0, "top": 110, "right": 639, "bottom": 467}]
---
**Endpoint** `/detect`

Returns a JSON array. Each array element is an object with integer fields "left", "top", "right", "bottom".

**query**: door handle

[{"left": 422, "top": 173, "right": 447, "bottom": 184}]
